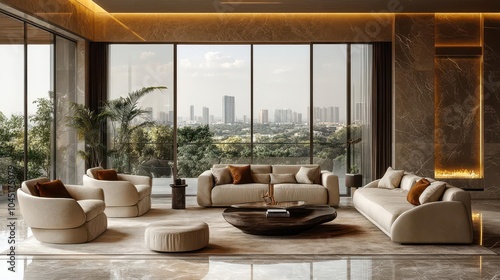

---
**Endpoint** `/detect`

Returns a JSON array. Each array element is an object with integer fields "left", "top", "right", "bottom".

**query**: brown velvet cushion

[
  {"left": 228, "top": 165, "right": 253, "bottom": 184},
  {"left": 95, "top": 169, "right": 118, "bottom": 181},
  {"left": 406, "top": 178, "right": 431, "bottom": 206},
  {"left": 35, "top": 179, "right": 73, "bottom": 199}
]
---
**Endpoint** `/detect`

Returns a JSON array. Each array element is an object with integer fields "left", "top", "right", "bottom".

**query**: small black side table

[{"left": 169, "top": 184, "right": 187, "bottom": 209}]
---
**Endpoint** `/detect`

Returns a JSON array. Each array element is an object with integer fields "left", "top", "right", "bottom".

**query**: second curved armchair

[{"left": 83, "top": 167, "right": 152, "bottom": 217}]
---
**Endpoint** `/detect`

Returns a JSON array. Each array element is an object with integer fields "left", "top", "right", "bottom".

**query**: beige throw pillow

[
  {"left": 270, "top": 173, "right": 297, "bottom": 184},
  {"left": 419, "top": 181, "right": 446, "bottom": 204},
  {"left": 295, "top": 166, "right": 317, "bottom": 184},
  {"left": 378, "top": 167, "right": 405, "bottom": 189},
  {"left": 211, "top": 168, "right": 232, "bottom": 185}
]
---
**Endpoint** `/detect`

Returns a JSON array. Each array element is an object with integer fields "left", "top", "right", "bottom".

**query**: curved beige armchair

[
  {"left": 83, "top": 167, "right": 152, "bottom": 217},
  {"left": 17, "top": 177, "right": 108, "bottom": 244}
]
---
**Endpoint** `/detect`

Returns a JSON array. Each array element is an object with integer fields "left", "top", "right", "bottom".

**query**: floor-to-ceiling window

[
  {"left": 27, "top": 25, "right": 53, "bottom": 179},
  {"left": 0, "top": 12, "right": 81, "bottom": 187},
  {"left": 350, "top": 44, "right": 373, "bottom": 185},
  {"left": 177, "top": 45, "right": 251, "bottom": 179},
  {"left": 253, "top": 45, "right": 310, "bottom": 165},
  {"left": 107, "top": 43, "right": 373, "bottom": 196},
  {"left": 312, "top": 44, "right": 348, "bottom": 191},
  {"left": 108, "top": 44, "right": 174, "bottom": 193},
  {"left": 0, "top": 14, "right": 25, "bottom": 185}
]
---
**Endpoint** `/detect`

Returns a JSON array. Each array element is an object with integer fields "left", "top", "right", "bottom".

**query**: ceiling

[{"left": 92, "top": 0, "right": 500, "bottom": 13}]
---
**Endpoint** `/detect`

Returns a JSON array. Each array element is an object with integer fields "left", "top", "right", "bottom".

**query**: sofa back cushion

[
  {"left": 252, "top": 174, "right": 270, "bottom": 184},
  {"left": 400, "top": 174, "right": 423, "bottom": 192},
  {"left": 212, "top": 164, "right": 271, "bottom": 174},
  {"left": 272, "top": 165, "right": 321, "bottom": 184},
  {"left": 270, "top": 173, "right": 297, "bottom": 184}
]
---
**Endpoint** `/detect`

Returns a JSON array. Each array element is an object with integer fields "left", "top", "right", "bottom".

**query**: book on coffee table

[{"left": 266, "top": 209, "right": 290, "bottom": 218}]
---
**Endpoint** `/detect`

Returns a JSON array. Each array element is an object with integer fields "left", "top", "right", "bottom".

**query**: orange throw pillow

[
  {"left": 228, "top": 165, "right": 253, "bottom": 184},
  {"left": 95, "top": 169, "right": 118, "bottom": 181},
  {"left": 35, "top": 179, "right": 73, "bottom": 198},
  {"left": 407, "top": 178, "right": 431, "bottom": 206}
]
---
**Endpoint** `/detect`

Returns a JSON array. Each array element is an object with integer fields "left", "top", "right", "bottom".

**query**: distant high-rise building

[
  {"left": 355, "top": 102, "right": 363, "bottom": 122},
  {"left": 145, "top": 107, "right": 153, "bottom": 120},
  {"left": 333, "top": 107, "right": 339, "bottom": 123},
  {"left": 202, "top": 107, "right": 209, "bottom": 125},
  {"left": 259, "top": 109, "right": 268, "bottom": 124},
  {"left": 190, "top": 105, "right": 195, "bottom": 122},
  {"left": 222, "top": 95, "right": 235, "bottom": 124}
]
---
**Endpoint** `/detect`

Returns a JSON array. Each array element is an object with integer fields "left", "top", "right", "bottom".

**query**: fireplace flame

[{"left": 435, "top": 169, "right": 480, "bottom": 179}]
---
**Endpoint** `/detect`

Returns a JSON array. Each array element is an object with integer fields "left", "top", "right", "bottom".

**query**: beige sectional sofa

[
  {"left": 197, "top": 164, "right": 340, "bottom": 207},
  {"left": 353, "top": 170, "right": 473, "bottom": 244}
]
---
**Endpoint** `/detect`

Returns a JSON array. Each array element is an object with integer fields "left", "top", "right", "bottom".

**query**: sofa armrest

[
  {"left": 17, "top": 189, "right": 86, "bottom": 229},
  {"left": 197, "top": 170, "right": 214, "bottom": 207},
  {"left": 321, "top": 171, "right": 340, "bottom": 207},
  {"left": 65, "top": 184, "right": 104, "bottom": 201},
  {"left": 391, "top": 201, "right": 473, "bottom": 244},
  {"left": 83, "top": 175, "right": 139, "bottom": 206},
  {"left": 362, "top": 179, "right": 380, "bottom": 188},
  {"left": 118, "top": 174, "right": 152, "bottom": 186}
]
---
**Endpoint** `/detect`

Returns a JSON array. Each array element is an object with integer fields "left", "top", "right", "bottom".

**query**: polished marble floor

[{"left": 0, "top": 193, "right": 499, "bottom": 279}]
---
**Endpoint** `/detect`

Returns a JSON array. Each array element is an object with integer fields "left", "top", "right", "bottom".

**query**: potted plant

[
  {"left": 67, "top": 102, "right": 111, "bottom": 168},
  {"left": 346, "top": 137, "right": 362, "bottom": 192}
]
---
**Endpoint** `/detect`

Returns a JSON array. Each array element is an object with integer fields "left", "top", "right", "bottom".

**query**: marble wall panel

[
  {"left": 481, "top": 15, "right": 500, "bottom": 198},
  {"left": 435, "top": 14, "right": 481, "bottom": 46},
  {"left": 93, "top": 13, "right": 393, "bottom": 43},
  {"left": 434, "top": 58, "right": 482, "bottom": 176},
  {"left": 394, "top": 14, "right": 435, "bottom": 177}
]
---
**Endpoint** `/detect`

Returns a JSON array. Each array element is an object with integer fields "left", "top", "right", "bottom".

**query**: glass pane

[
  {"left": 55, "top": 36, "right": 81, "bottom": 183},
  {"left": 108, "top": 44, "right": 174, "bottom": 193},
  {"left": 0, "top": 14, "right": 25, "bottom": 187},
  {"left": 253, "top": 45, "right": 310, "bottom": 165},
  {"left": 177, "top": 45, "right": 251, "bottom": 179},
  {"left": 350, "top": 44, "right": 373, "bottom": 185},
  {"left": 27, "top": 25, "right": 53, "bottom": 179},
  {"left": 312, "top": 44, "right": 348, "bottom": 195}
]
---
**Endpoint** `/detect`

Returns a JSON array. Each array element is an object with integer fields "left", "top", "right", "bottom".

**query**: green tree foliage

[
  {"left": 67, "top": 102, "right": 111, "bottom": 168},
  {"left": 105, "top": 86, "right": 166, "bottom": 173},
  {"left": 28, "top": 97, "right": 53, "bottom": 178},
  {"left": 0, "top": 112, "right": 24, "bottom": 183},
  {"left": 177, "top": 125, "right": 220, "bottom": 178}
]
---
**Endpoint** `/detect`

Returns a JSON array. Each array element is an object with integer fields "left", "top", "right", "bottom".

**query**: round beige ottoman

[{"left": 145, "top": 221, "right": 209, "bottom": 252}]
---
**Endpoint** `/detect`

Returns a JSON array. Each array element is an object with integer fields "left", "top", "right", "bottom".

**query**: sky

[
  {"left": 0, "top": 45, "right": 53, "bottom": 117},
  {"left": 1, "top": 43, "right": 366, "bottom": 124},
  {"left": 109, "top": 44, "right": 350, "bottom": 123}
]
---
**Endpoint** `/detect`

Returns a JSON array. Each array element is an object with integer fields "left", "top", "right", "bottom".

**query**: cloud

[
  {"left": 273, "top": 67, "right": 292, "bottom": 74},
  {"left": 203, "top": 51, "right": 245, "bottom": 69},
  {"left": 140, "top": 51, "right": 155, "bottom": 60}
]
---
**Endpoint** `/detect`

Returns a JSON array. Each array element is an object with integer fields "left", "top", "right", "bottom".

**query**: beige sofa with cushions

[
  {"left": 83, "top": 167, "right": 152, "bottom": 217},
  {"left": 17, "top": 177, "right": 108, "bottom": 243},
  {"left": 197, "top": 164, "right": 340, "bottom": 207},
  {"left": 353, "top": 170, "right": 473, "bottom": 244}
]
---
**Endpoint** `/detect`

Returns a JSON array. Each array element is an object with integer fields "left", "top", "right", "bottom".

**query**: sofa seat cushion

[
  {"left": 353, "top": 188, "right": 414, "bottom": 234},
  {"left": 136, "top": 184, "right": 152, "bottom": 200},
  {"left": 77, "top": 200, "right": 106, "bottom": 222},
  {"left": 274, "top": 184, "right": 328, "bottom": 205},
  {"left": 211, "top": 184, "right": 268, "bottom": 206}
]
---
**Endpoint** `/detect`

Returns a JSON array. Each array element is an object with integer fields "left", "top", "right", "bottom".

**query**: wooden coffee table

[{"left": 222, "top": 203, "right": 337, "bottom": 235}]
